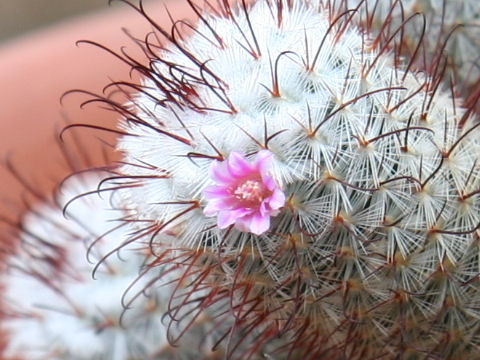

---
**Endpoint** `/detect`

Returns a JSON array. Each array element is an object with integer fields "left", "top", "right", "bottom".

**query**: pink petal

[
  {"left": 203, "top": 185, "right": 231, "bottom": 200},
  {"left": 255, "top": 150, "right": 274, "bottom": 173},
  {"left": 204, "top": 197, "right": 237, "bottom": 216},
  {"left": 210, "top": 161, "right": 235, "bottom": 185},
  {"left": 259, "top": 201, "right": 269, "bottom": 217},
  {"left": 217, "top": 208, "right": 251, "bottom": 229},
  {"left": 227, "top": 152, "right": 254, "bottom": 177},
  {"left": 233, "top": 218, "right": 250, "bottom": 232},
  {"left": 267, "top": 189, "right": 286, "bottom": 210},
  {"left": 262, "top": 174, "right": 277, "bottom": 191},
  {"left": 245, "top": 212, "right": 271, "bottom": 235}
]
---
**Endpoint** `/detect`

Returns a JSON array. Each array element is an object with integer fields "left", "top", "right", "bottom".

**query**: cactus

[
  {"left": 3, "top": 0, "right": 480, "bottom": 359},
  {"left": 1, "top": 170, "right": 245, "bottom": 360},
  {"left": 2, "top": 173, "right": 165, "bottom": 359},
  {"left": 347, "top": 0, "right": 480, "bottom": 98},
  {"left": 86, "top": 0, "right": 480, "bottom": 358}
]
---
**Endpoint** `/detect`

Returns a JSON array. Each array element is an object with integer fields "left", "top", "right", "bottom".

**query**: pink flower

[{"left": 203, "top": 150, "right": 285, "bottom": 235}]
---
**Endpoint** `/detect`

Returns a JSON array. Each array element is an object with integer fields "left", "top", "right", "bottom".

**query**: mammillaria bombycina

[
  {"left": 1, "top": 172, "right": 241, "bottom": 359},
  {"left": 53, "top": 0, "right": 480, "bottom": 358}
]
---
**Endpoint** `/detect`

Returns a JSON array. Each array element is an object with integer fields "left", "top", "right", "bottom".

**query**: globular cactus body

[
  {"left": 1, "top": 174, "right": 169, "bottom": 360},
  {"left": 102, "top": 1, "right": 480, "bottom": 358}
]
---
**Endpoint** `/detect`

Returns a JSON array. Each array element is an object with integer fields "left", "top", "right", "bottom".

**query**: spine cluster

[{"left": 349, "top": 0, "right": 480, "bottom": 106}]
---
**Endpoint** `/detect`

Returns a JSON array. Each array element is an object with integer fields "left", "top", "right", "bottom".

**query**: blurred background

[
  {"left": 0, "top": 0, "right": 175, "bottom": 255},
  {"left": 0, "top": 0, "right": 109, "bottom": 44}
]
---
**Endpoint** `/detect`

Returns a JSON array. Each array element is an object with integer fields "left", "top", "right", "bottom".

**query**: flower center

[{"left": 233, "top": 179, "right": 269, "bottom": 203}]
